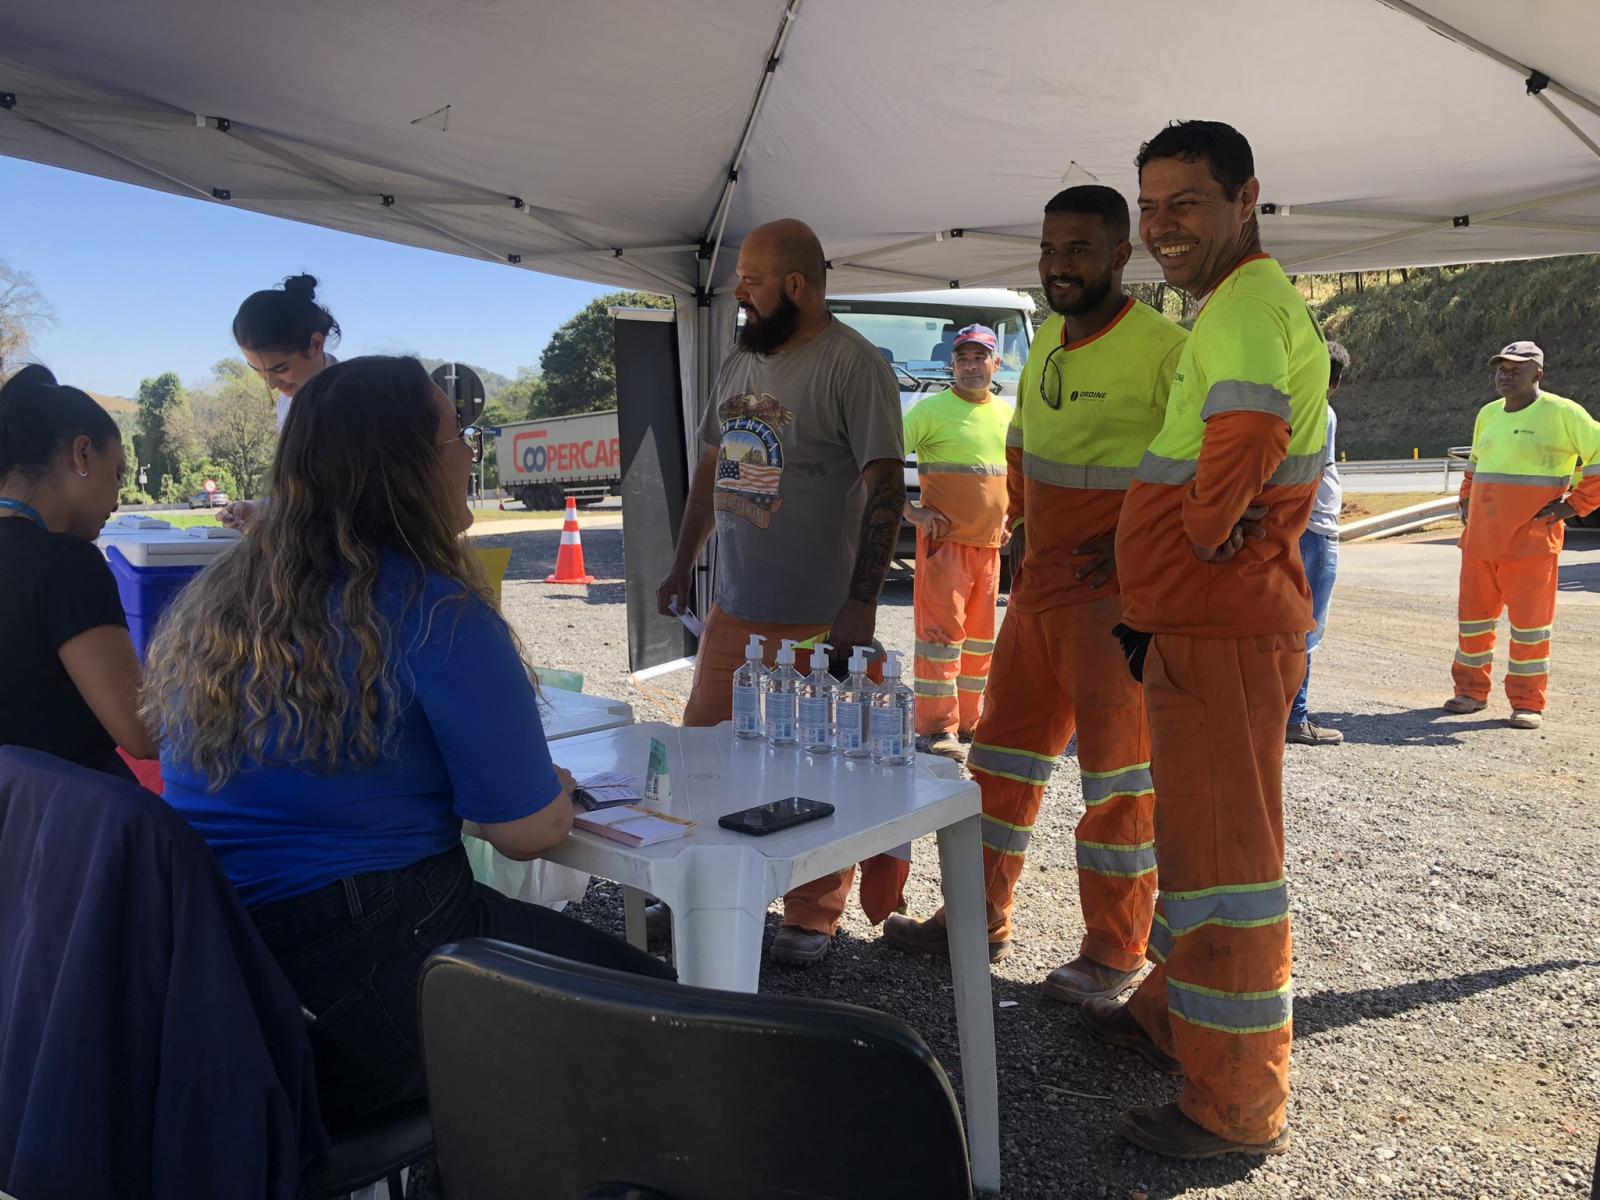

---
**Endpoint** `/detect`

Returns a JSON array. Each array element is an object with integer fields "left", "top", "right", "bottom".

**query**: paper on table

[
  {"left": 572, "top": 804, "right": 694, "bottom": 847},
  {"left": 575, "top": 771, "right": 643, "bottom": 810}
]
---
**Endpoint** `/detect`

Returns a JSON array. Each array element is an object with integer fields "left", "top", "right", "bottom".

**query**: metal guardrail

[{"left": 1339, "top": 496, "right": 1461, "bottom": 542}]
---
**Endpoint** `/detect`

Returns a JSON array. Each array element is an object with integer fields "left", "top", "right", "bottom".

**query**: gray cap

[{"left": 1489, "top": 340, "right": 1544, "bottom": 366}]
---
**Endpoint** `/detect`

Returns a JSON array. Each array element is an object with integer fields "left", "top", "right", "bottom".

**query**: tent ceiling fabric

[{"left": 4, "top": 0, "right": 1600, "bottom": 298}]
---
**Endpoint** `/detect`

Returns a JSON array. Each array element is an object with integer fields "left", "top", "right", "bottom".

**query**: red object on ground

[
  {"left": 545, "top": 497, "right": 596, "bottom": 585},
  {"left": 118, "top": 749, "right": 164, "bottom": 795}
]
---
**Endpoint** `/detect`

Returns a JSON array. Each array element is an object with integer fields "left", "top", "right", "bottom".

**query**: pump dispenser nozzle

[{"left": 745, "top": 634, "right": 767, "bottom": 659}]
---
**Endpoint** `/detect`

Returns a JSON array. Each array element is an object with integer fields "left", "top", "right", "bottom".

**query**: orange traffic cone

[{"left": 545, "top": 496, "right": 596, "bottom": 584}]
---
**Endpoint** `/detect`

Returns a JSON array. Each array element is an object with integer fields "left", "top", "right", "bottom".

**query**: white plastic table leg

[
  {"left": 622, "top": 884, "right": 648, "bottom": 952},
  {"left": 938, "top": 813, "right": 1000, "bottom": 1195},
  {"left": 662, "top": 844, "right": 771, "bottom": 993}
]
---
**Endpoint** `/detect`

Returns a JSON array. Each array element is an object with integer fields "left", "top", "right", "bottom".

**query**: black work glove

[{"left": 1111, "top": 623, "right": 1152, "bottom": 683}]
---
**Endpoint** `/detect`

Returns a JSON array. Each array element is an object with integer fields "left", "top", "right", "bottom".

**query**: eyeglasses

[
  {"left": 1038, "top": 343, "right": 1068, "bottom": 411},
  {"left": 437, "top": 424, "right": 484, "bottom": 464}
]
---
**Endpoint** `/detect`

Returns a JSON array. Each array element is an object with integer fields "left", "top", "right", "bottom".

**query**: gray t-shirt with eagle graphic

[{"left": 697, "top": 317, "right": 903, "bottom": 624}]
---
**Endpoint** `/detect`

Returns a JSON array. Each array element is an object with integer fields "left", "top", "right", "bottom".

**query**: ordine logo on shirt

[{"left": 1069, "top": 389, "right": 1109, "bottom": 402}]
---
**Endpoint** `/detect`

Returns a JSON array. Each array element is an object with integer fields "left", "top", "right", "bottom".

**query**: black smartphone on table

[{"left": 718, "top": 796, "right": 835, "bottom": 836}]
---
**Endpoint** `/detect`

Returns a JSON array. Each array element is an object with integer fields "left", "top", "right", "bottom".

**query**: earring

[{"left": 76, "top": 467, "right": 89, "bottom": 478}]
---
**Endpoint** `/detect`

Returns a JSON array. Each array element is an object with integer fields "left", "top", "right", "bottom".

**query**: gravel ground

[{"left": 478, "top": 516, "right": 1600, "bottom": 1200}]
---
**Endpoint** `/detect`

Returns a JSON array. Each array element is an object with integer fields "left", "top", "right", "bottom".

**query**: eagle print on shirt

[{"left": 714, "top": 391, "right": 793, "bottom": 529}]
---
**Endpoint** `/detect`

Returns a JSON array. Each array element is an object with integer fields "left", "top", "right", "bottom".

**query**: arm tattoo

[{"left": 849, "top": 462, "right": 906, "bottom": 605}]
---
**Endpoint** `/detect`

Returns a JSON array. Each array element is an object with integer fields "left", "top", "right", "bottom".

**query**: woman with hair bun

[
  {"left": 218, "top": 273, "right": 339, "bottom": 530},
  {"left": 0, "top": 364, "right": 157, "bottom": 771}
]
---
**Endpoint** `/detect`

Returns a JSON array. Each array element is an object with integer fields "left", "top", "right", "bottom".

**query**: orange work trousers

[
  {"left": 912, "top": 531, "right": 1000, "bottom": 737},
  {"left": 1126, "top": 632, "right": 1303, "bottom": 1146},
  {"left": 937, "top": 594, "right": 1156, "bottom": 970},
  {"left": 1452, "top": 553, "right": 1558, "bottom": 712},
  {"left": 682, "top": 605, "right": 907, "bottom": 935}
]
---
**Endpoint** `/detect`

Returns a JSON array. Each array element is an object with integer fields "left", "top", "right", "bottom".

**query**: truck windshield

[{"left": 827, "top": 301, "right": 1029, "bottom": 394}]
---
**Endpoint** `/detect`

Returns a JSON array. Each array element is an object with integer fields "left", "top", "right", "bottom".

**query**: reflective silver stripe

[
  {"left": 1168, "top": 979, "right": 1292, "bottom": 1035},
  {"left": 1161, "top": 878, "right": 1289, "bottom": 934},
  {"left": 957, "top": 675, "right": 987, "bottom": 692},
  {"left": 914, "top": 678, "right": 958, "bottom": 697},
  {"left": 1081, "top": 764, "right": 1154, "bottom": 805},
  {"left": 1147, "top": 913, "right": 1173, "bottom": 963},
  {"left": 915, "top": 639, "right": 962, "bottom": 662},
  {"left": 1134, "top": 451, "right": 1197, "bottom": 485},
  {"left": 1266, "top": 451, "right": 1325, "bottom": 486},
  {"left": 918, "top": 462, "right": 1007, "bottom": 476},
  {"left": 982, "top": 814, "right": 1031, "bottom": 857},
  {"left": 1201, "top": 380, "right": 1291, "bottom": 423},
  {"left": 1462, "top": 463, "right": 1475, "bottom": 476},
  {"left": 1022, "top": 454, "right": 1137, "bottom": 490},
  {"left": 1508, "top": 625, "right": 1551, "bottom": 644},
  {"left": 1506, "top": 659, "right": 1549, "bottom": 676},
  {"left": 967, "top": 743, "right": 1056, "bottom": 785},
  {"left": 1458, "top": 618, "right": 1498, "bottom": 636},
  {"left": 1470, "top": 471, "right": 1570, "bottom": 487},
  {"left": 1454, "top": 649, "right": 1493, "bottom": 667},
  {"left": 962, "top": 637, "right": 996, "bottom": 656},
  {"left": 1006, "top": 426, "right": 1024, "bottom": 449},
  {"left": 1076, "top": 839, "right": 1157, "bottom": 878},
  {"left": 1584, "top": 463, "right": 1600, "bottom": 477}
]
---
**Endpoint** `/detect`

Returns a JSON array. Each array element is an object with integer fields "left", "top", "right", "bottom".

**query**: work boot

[
  {"left": 1117, "top": 1102, "right": 1290, "bottom": 1159},
  {"left": 769, "top": 925, "right": 833, "bottom": 967},
  {"left": 921, "top": 732, "right": 967, "bottom": 764},
  {"left": 644, "top": 901, "right": 671, "bottom": 942},
  {"left": 1078, "top": 998, "right": 1182, "bottom": 1076},
  {"left": 1508, "top": 709, "right": 1543, "bottom": 729},
  {"left": 1443, "top": 695, "right": 1487, "bottom": 714},
  {"left": 1286, "top": 721, "right": 1344, "bottom": 746},
  {"left": 881, "top": 913, "right": 1011, "bottom": 962},
  {"left": 1042, "top": 955, "right": 1143, "bottom": 1003}
]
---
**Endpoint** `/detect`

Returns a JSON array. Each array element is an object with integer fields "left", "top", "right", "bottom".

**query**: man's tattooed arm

[{"left": 849, "top": 458, "right": 907, "bottom": 604}]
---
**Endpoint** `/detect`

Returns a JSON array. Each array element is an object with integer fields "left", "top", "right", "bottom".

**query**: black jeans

[{"left": 249, "top": 843, "right": 673, "bottom": 1127}]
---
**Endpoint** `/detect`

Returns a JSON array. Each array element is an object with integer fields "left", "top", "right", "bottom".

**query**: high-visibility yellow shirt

[
  {"left": 903, "top": 387, "right": 1013, "bottom": 546},
  {"left": 1459, "top": 390, "right": 1600, "bottom": 560},
  {"left": 1117, "top": 254, "right": 1329, "bottom": 636},
  {"left": 1007, "top": 298, "right": 1186, "bottom": 612}
]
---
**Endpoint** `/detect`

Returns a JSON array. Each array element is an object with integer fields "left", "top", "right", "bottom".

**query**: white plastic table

[
  {"left": 538, "top": 688, "right": 635, "bottom": 741},
  {"left": 541, "top": 721, "right": 1000, "bottom": 1195},
  {"left": 466, "top": 689, "right": 635, "bottom": 906}
]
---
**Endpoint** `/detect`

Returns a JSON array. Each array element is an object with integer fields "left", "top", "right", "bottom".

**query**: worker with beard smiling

[
  {"left": 656, "top": 217, "right": 907, "bottom": 967},
  {"left": 884, "top": 187, "right": 1186, "bottom": 1010}
]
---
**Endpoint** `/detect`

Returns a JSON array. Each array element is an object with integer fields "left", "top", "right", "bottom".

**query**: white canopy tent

[{"left": 5, "top": 0, "right": 1600, "bottom": 416}]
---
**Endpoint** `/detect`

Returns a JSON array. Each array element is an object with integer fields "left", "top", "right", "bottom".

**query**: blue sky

[{"left": 2, "top": 156, "right": 613, "bottom": 398}]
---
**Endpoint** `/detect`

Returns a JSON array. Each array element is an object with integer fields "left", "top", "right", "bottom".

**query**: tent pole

[
  {"left": 1376, "top": 0, "right": 1600, "bottom": 124},
  {"left": 700, "top": 0, "right": 804, "bottom": 289},
  {"left": 7, "top": 108, "right": 215, "bottom": 200},
  {"left": 1532, "top": 94, "right": 1600, "bottom": 162},
  {"left": 1284, "top": 177, "right": 1600, "bottom": 270}
]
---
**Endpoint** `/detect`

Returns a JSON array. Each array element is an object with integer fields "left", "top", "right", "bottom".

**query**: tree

[
  {"left": 538, "top": 290, "right": 673, "bottom": 416},
  {"left": 184, "top": 358, "right": 278, "bottom": 499},
  {"left": 499, "top": 367, "right": 550, "bottom": 419},
  {"left": 134, "top": 372, "right": 192, "bottom": 500},
  {"left": 0, "top": 263, "right": 55, "bottom": 372}
]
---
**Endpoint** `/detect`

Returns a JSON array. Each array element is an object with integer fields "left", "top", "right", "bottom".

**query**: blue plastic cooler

[{"left": 97, "top": 518, "right": 242, "bottom": 659}]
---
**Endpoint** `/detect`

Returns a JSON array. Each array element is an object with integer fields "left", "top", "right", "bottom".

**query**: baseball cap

[
  {"left": 951, "top": 324, "right": 998, "bottom": 353},
  {"left": 1488, "top": 340, "right": 1544, "bottom": 366}
]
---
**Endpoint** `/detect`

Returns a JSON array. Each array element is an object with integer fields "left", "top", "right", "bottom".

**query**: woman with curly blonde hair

[{"left": 147, "top": 355, "right": 671, "bottom": 1126}]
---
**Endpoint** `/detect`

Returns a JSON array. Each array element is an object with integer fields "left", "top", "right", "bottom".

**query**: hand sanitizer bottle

[
  {"left": 870, "top": 650, "right": 915, "bottom": 766},
  {"left": 765, "top": 639, "right": 802, "bottom": 748},
  {"left": 732, "top": 634, "right": 766, "bottom": 741},
  {"left": 837, "top": 645, "right": 877, "bottom": 760},
  {"left": 799, "top": 642, "right": 838, "bottom": 756}
]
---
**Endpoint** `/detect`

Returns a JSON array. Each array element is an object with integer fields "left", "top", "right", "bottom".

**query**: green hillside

[{"left": 1312, "top": 256, "right": 1600, "bottom": 459}]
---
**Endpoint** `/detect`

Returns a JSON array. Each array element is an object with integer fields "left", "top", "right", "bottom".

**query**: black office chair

[
  {"left": 301, "top": 1098, "right": 434, "bottom": 1199},
  {"left": 419, "top": 939, "right": 973, "bottom": 1200}
]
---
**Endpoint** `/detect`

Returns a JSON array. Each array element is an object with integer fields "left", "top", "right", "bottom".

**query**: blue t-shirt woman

[{"left": 147, "top": 355, "right": 671, "bottom": 1126}]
